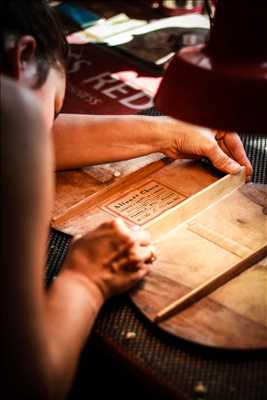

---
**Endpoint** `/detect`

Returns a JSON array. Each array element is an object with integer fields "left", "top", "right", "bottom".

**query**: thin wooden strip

[
  {"left": 132, "top": 270, "right": 267, "bottom": 349},
  {"left": 187, "top": 221, "right": 251, "bottom": 258},
  {"left": 145, "top": 168, "right": 246, "bottom": 242},
  {"left": 154, "top": 243, "right": 267, "bottom": 323}
]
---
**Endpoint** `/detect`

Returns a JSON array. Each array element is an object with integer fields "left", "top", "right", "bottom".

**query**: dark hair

[{"left": 0, "top": 0, "right": 68, "bottom": 87}]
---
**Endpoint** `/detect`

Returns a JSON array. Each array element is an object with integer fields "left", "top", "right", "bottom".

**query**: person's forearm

[
  {"left": 53, "top": 114, "right": 166, "bottom": 170},
  {"left": 44, "top": 269, "right": 104, "bottom": 398},
  {"left": 1, "top": 80, "right": 104, "bottom": 399}
]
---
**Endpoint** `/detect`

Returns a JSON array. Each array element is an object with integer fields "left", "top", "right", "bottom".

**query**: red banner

[{"left": 62, "top": 43, "right": 162, "bottom": 115}]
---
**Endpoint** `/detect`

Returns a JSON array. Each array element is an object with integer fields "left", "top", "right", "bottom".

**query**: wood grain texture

[
  {"left": 53, "top": 160, "right": 219, "bottom": 235},
  {"left": 52, "top": 157, "right": 170, "bottom": 227},
  {"left": 144, "top": 169, "right": 245, "bottom": 241},
  {"left": 131, "top": 172, "right": 267, "bottom": 349},
  {"left": 53, "top": 160, "right": 267, "bottom": 349},
  {"left": 154, "top": 244, "right": 267, "bottom": 323},
  {"left": 53, "top": 154, "right": 164, "bottom": 221}
]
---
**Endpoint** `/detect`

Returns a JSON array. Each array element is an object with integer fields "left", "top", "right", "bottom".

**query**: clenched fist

[{"left": 63, "top": 219, "right": 156, "bottom": 300}]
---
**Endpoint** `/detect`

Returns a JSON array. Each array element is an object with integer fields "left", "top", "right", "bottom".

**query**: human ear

[{"left": 11, "top": 35, "right": 38, "bottom": 87}]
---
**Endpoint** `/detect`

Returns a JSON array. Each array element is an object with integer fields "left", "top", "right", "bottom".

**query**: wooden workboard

[{"left": 53, "top": 158, "right": 267, "bottom": 350}]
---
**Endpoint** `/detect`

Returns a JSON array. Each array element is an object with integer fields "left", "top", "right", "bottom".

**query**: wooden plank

[
  {"left": 53, "top": 159, "right": 267, "bottom": 349},
  {"left": 54, "top": 160, "right": 219, "bottom": 235},
  {"left": 131, "top": 180, "right": 267, "bottom": 349},
  {"left": 145, "top": 168, "right": 246, "bottom": 242},
  {"left": 132, "top": 271, "right": 267, "bottom": 349},
  {"left": 187, "top": 221, "right": 251, "bottom": 257},
  {"left": 52, "top": 158, "right": 169, "bottom": 226},
  {"left": 154, "top": 243, "right": 267, "bottom": 323}
]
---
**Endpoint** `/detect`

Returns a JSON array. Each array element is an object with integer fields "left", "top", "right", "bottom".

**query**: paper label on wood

[{"left": 102, "top": 180, "right": 185, "bottom": 225}]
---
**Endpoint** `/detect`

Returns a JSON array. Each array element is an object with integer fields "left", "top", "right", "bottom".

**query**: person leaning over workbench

[{"left": 0, "top": 1, "right": 252, "bottom": 399}]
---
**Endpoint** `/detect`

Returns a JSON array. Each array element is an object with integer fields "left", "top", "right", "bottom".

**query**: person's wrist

[
  {"left": 83, "top": 275, "right": 106, "bottom": 306},
  {"left": 61, "top": 265, "right": 106, "bottom": 308},
  {"left": 147, "top": 117, "right": 171, "bottom": 154},
  {"left": 154, "top": 117, "right": 177, "bottom": 155},
  {"left": 84, "top": 275, "right": 110, "bottom": 303}
]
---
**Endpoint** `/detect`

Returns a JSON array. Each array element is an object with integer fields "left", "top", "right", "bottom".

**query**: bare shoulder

[
  {"left": 1, "top": 75, "right": 51, "bottom": 179},
  {"left": 1, "top": 75, "right": 53, "bottom": 284},
  {"left": 1, "top": 75, "right": 45, "bottom": 140},
  {"left": 1, "top": 75, "right": 53, "bottom": 226}
]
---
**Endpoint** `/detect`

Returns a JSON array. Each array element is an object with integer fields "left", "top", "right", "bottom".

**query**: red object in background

[
  {"left": 160, "top": 0, "right": 204, "bottom": 16},
  {"left": 145, "top": 0, "right": 204, "bottom": 15},
  {"left": 62, "top": 43, "right": 161, "bottom": 115},
  {"left": 155, "top": 0, "right": 267, "bottom": 133}
]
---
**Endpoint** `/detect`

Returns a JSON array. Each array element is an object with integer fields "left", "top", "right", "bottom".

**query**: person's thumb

[{"left": 207, "top": 144, "right": 241, "bottom": 174}]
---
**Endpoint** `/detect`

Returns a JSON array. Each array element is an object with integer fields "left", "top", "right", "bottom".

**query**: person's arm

[
  {"left": 53, "top": 113, "right": 252, "bottom": 178},
  {"left": 1, "top": 77, "right": 153, "bottom": 400}
]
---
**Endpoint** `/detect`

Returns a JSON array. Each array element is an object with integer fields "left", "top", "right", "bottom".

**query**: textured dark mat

[
  {"left": 47, "top": 230, "right": 267, "bottom": 400},
  {"left": 240, "top": 134, "right": 266, "bottom": 184},
  {"left": 46, "top": 229, "right": 72, "bottom": 286},
  {"left": 47, "top": 112, "right": 266, "bottom": 400},
  {"left": 93, "top": 296, "right": 267, "bottom": 400}
]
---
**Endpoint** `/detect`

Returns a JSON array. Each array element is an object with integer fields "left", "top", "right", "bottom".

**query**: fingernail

[{"left": 229, "top": 162, "right": 241, "bottom": 174}]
